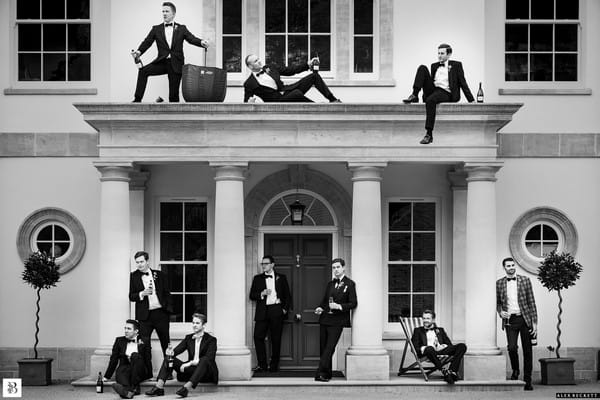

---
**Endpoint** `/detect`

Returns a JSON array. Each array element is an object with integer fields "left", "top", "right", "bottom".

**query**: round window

[
  {"left": 31, "top": 223, "right": 73, "bottom": 262},
  {"left": 523, "top": 222, "right": 561, "bottom": 259}
]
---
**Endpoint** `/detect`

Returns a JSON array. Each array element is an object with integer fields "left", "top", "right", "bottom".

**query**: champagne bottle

[
  {"left": 96, "top": 372, "right": 104, "bottom": 393},
  {"left": 312, "top": 55, "right": 320, "bottom": 73},
  {"left": 530, "top": 330, "right": 537, "bottom": 346},
  {"left": 167, "top": 343, "right": 174, "bottom": 369},
  {"left": 477, "top": 82, "right": 484, "bottom": 103},
  {"left": 131, "top": 50, "right": 143, "bottom": 69}
]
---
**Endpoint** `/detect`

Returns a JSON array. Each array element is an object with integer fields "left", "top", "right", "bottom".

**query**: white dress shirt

[
  {"left": 254, "top": 71, "right": 278, "bottom": 90},
  {"left": 141, "top": 271, "right": 162, "bottom": 310},
  {"left": 434, "top": 62, "right": 450, "bottom": 92},
  {"left": 125, "top": 337, "right": 139, "bottom": 358},
  {"left": 192, "top": 334, "right": 203, "bottom": 363},
  {"left": 264, "top": 272, "right": 279, "bottom": 305},
  {"left": 164, "top": 22, "right": 174, "bottom": 55},
  {"left": 506, "top": 278, "right": 521, "bottom": 315}
]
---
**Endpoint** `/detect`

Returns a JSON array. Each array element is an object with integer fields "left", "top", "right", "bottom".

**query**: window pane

[
  {"left": 68, "top": 24, "right": 90, "bottom": 51},
  {"left": 310, "top": 0, "right": 330, "bottom": 33},
  {"left": 413, "top": 203, "right": 435, "bottom": 231},
  {"left": 185, "top": 294, "right": 207, "bottom": 321},
  {"left": 506, "top": 0, "right": 528, "bottom": 19},
  {"left": 389, "top": 202, "right": 411, "bottom": 231},
  {"left": 17, "top": 0, "right": 40, "bottom": 19},
  {"left": 354, "top": 0, "right": 373, "bottom": 34},
  {"left": 171, "top": 294, "right": 183, "bottom": 322},
  {"left": 526, "top": 242, "right": 541, "bottom": 257},
  {"left": 67, "top": 0, "right": 89, "bottom": 19},
  {"left": 185, "top": 203, "right": 207, "bottom": 231},
  {"left": 505, "top": 54, "right": 528, "bottom": 81},
  {"left": 19, "top": 53, "right": 41, "bottom": 80},
  {"left": 165, "top": 264, "right": 184, "bottom": 292},
  {"left": 266, "top": 0, "right": 286, "bottom": 32},
  {"left": 354, "top": 36, "right": 373, "bottom": 73},
  {"left": 556, "top": 0, "right": 578, "bottom": 19},
  {"left": 525, "top": 224, "right": 541, "bottom": 240},
  {"left": 184, "top": 233, "right": 207, "bottom": 261},
  {"left": 185, "top": 265, "right": 207, "bottom": 292},
  {"left": 42, "top": 0, "right": 65, "bottom": 19},
  {"left": 531, "top": 0, "right": 553, "bottom": 19},
  {"left": 542, "top": 224, "right": 558, "bottom": 240},
  {"left": 265, "top": 35, "right": 285, "bottom": 65},
  {"left": 223, "top": 0, "right": 242, "bottom": 34},
  {"left": 389, "top": 233, "right": 411, "bottom": 261},
  {"left": 413, "top": 264, "right": 435, "bottom": 292},
  {"left": 161, "top": 233, "right": 183, "bottom": 261},
  {"left": 43, "top": 53, "right": 66, "bottom": 80},
  {"left": 413, "top": 233, "right": 435, "bottom": 261},
  {"left": 530, "top": 24, "right": 552, "bottom": 51},
  {"left": 37, "top": 242, "right": 52, "bottom": 255},
  {"left": 288, "top": 0, "right": 308, "bottom": 33},
  {"left": 542, "top": 243, "right": 558, "bottom": 256},
  {"left": 43, "top": 24, "right": 66, "bottom": 51},
  {"left": 310, "top": 35, "right": 330, "bottom": 70},
  {"left": 68, "top": 53, "right": 90, "bottom": 80},
  {"left": 412, "top": 294, "right": 435, "bottom": 317},
  {"left": 38, "top": 225, "right": 53, "bottom": 240},
  {"left": 53, "top": 242, "right": 69, "bottom": 257},
  {"left": 54, "top": 225, "right": 69, "bottom": 240},
  {"left": 388, "top": 264, "right": 410, "bottom": 292},
  {"left": 530, "top": 53, "right": 552, "bottom": 81},
  {"left": 505, "top": 24, "right": 528, "bottom": 51},
  {"left": 555, "top": 53, "right": 577, "bottom": 81},
  {"left": 223, "top": 36, "right": 241, "bottom": 72},
  {"left": 555, "top": 24, "right": 577, "bottom": 51},
  {"left": 288, "top": 35, "right": 308, "bottom": 65},
  {"left": 389, "top": 294, "right": 410, "bottom": 320},
  {"left": 161, "top": 203, "right": 183, "bottom": 230},
  {"left": 19, "top": 24, "right": 41, "bottom": 51}
]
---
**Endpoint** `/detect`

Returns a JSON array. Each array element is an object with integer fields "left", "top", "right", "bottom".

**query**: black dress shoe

[
  {"left": 420, "top": 134, "right": 433, "bottom": 144},
  {"left": 132, "top": 99, "right": 141, "bottom": 103},
  {"left": 145, "top": 386, "right": 165, "bottom": 396},
  {"left": 253, "top": 366, "right": 268, "bottom": 373},
  {"left": 442, "top": 369, "right": 455, "bottom": 384},
  {"left": 524, "top": 382, "right": 533, "bottom": 391},
  {"left": 133, "top": 385, "right": 140, "bottom": 395},
  {"left": 403, "top": 94, "right": 418, "bottom": 104},
  {"left": 330, "top": 99, "right": 342, "bottom": 103},
  {"left": 175, "top": 386, "right": 189, "bottom": 397},
  {"left": 314, "top": 375, "right": 330, "bottom": 382},
  {"left": 450, "top": 371, "right": 461, "bottom": 382},
  {"left": 511, "top": 370, "right": 519, "bottom": 380}
]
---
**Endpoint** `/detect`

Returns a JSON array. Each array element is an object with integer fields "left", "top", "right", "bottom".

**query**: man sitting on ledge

[{"left": 243, "top": 54, "right": 341, "bottom": 103}]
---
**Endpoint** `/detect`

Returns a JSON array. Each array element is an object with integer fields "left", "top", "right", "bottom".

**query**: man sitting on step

[{"left": 410, "top": 309, "right": 467, "bottom": 384}]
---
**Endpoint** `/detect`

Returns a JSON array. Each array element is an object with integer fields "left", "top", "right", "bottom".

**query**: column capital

[
  {"left": 348, "top": 162, "right": 387, "bottom": 182},
  {"left": 464, "top": 163, "right": 503, "bottom": 183},
  {"left": 211, "top": 163, "right": 248, "bottom": 182},
  {"left": 447, "top": 167, "right": 468, "bottom": 190},
  {"left": 93, "top": 162, "right": 133, "bottom": 182},
  {"left": 129, "top": 169, "right": 150, "bottom": 191}
]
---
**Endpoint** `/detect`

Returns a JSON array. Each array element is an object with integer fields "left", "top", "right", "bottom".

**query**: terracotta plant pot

[
  {"left": 539, "top": 357, "right": 575, "bottom": 385},
  {"left": 18, "top": 358, "right": 53, "bottom": 386}
]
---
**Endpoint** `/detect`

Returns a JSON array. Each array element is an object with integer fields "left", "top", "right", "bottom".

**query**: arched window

[{"left": 260, "top": 190, "right": 336, "bottom": 226}]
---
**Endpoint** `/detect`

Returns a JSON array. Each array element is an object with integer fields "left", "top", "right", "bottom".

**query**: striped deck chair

[{"left": 397, "top": 316, "right": 455, "bottom": 381}]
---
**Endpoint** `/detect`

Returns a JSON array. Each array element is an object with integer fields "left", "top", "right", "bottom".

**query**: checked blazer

[{"left": 496, "top": 275, "right": 538, "bottom": 330}]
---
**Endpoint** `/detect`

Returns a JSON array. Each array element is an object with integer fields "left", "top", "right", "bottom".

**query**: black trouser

[
  {"left": 506, "top": 314, "right": 533, "bottom": 383},
  {"left": 421, "top": 343, "right": 467, "bottom": 373},
  {"left": 411, "top": 65, "right": 452, "bottom": 132},
  {"left": 157, "top": 357, "right": 213, "bottom": 388},
  {"left": 115, "top": 353, "right": 149, "bottom": 391},
  {"left": 316, "top": 325, "right": 343, "bottom": 379},
  {"left": 139, "top": 308, "right": 170, "bottom": 355},
  {"left": 253, "top": 304, "right": 285, "bottom": 369},
  {"left": 284, "top": 72, "right": 337, "bottom": 102},
  {"left": 134, "top": 58, "right": 181, "bottom": 102}
]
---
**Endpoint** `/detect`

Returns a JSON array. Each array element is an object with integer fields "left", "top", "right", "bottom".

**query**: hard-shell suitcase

[{"left": 182, "top": 48, "right": 227, "bottom": 102}]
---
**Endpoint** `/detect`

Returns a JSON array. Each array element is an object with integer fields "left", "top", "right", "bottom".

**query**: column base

[
  {"left": 345, "top": 353, "right": 390, "bottom": 380},
  {"left": 463, "top": 354, "right": 506, "bottom": 381},
  {"left": 216, "top": 348, "right": 252, "bottom": 381}
]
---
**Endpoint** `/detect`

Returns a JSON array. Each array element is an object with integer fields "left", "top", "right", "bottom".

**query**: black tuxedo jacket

[
  {"left": 104, "top": 336, "right": 152, "bottom": 380},
  {"left": 249, "top": 271, "right": 292, "bottom": 321},
  {"left": 317, "top": 276, "right": 357, "bottom": 327},
  {"left": 430, "top": 60, "right": 474, "bottom": 102},
  {"left": 243, "top": 62, "right": 309, "bottom": 102},
  {"left": 137, "top": 23, "right": 205, "bottom": 73},
  {"left": 129, "top": 269, "right": 173, "bottom": 321},
  {"left": 173, "top": 332, "right": 219, "bottom": 383},
  {"left": 411, "top": 325, "right": 453, "bottom": 357}
]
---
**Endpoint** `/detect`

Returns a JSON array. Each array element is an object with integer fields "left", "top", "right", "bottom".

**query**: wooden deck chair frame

[{"left": 397, "top": 317, "right": 455, "bottom": 381}]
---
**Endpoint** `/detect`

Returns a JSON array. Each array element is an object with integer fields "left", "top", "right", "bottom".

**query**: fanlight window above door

[{"left": 261, "top": 191, "right": 335, "bottom": 226}]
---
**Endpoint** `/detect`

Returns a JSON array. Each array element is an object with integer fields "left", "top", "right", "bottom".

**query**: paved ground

[{"left": 11, "top": 382, "right": 600, "bottom": 400}]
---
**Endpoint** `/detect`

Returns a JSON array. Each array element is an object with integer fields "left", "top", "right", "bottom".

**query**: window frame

[
  {"left": 218, "top": 0, "right": 246, "bottom": 80},
  {"left": 30, "top": 221, "right": 74, "bottom": 263},
  {"left": 384, "top": 197, "right": 441, "bottom": 333},
  {"left": 350, "top": 0, "right": 379, "bottom": 79}
]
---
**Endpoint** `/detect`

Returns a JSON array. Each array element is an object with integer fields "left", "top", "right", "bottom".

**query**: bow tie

[
  {"left": 192, "top": 334, "right": 204, "bottom": 340},
  {"left": 127, "top": 339, "right": 137, "bottom": 343},
  {"left": 164, "top": 23, "right": 173, "bottom": 27},
  {"left": 334, "top": 278, "right": 341, "bottom": 284},
  {"left": 264, "top": 274, "right": 273, "bottom": 279},
  {"left": 256, "top": 67, "right": 268, "bottom": 76},
  {"left": 142, "top": 271, "right": 150, "bottom": 276},
  {"left": 424, "top": 326, "right": 435, "bottom": 331},
  {"left": 507, "top": 277, "right": 516, "bottom": 281}
]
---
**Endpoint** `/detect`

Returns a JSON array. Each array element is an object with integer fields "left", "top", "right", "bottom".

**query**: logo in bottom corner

[{"left": 2, "top": 378, "right": 22, "bottom": 398}]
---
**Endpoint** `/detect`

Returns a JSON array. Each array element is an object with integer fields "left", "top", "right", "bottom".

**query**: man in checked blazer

[
  {"left": 132, "top": 2, "right": 208, "bottom": 102},
  {"left": 402, "top": 43, "right": 474, "bottom": 144},
  {"left": 249, "top": 255, "right": 292, "bottom": 373},
  {"left": 496, "top": 257, "right": 538, "bottom": 391},
  {"left": 314, "top": 258, "right": 357, "bottom": 382}
]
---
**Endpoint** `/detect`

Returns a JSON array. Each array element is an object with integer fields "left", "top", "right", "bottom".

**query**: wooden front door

[{"left": 264, "top": 234, "right": 332, "bottom": 369}]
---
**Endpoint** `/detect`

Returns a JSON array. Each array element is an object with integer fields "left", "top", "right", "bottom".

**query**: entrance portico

[{"left": 76, "top": 102, "right": 521, "bottom": 381}]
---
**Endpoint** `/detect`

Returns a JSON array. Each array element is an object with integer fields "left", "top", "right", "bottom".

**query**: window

[
  {"left": 222, "top": 0, "right": 243, "bottom": 73},
  {"left": 260, "top": 190, "right": 336, "bottom": 226},
  {"left": 387, "top": 201, "right": 437, "bottom": 321},
  {"left": 509, "top": 207, "right": 578, "bottom": 274},
  {"left": 16, "top": 0, "right": 91, "bottom": 82},
  {"left": 159, "top": 201, "right": 208, "bottom": 322},
  {"left": 264, "top": 0, "right": 331, "bottom": 71},
  {"left": 505, "top": 0, "right": 579, "bottom": 82},
  {"left": 32, "top": 223, "right": 72, "bottom": 260},
  {"left": 353, "top": 0, "right": 373, "bottom": 73}
]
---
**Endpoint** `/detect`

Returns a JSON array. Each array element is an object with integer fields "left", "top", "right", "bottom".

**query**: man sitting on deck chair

[{"left": 411, "top": 310, "right": 467, "bottom": 384}]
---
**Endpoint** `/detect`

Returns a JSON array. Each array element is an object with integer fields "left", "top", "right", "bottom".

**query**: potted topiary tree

[
  {"left": 537, "top": 250, "right": 582, "bottom": 385},
  {"left": 18, "top": 251, "right": 60, "bottom": 386}
]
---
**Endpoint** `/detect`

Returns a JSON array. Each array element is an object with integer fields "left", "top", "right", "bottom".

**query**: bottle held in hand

[
  {"left": 530, "top": 330, "right": 537, "bottom": 346},
  {"left": 312, "top": 56, "right": 320, "bottom": 73},
  {"left": 131, "top": 50, "right": 143, "bottom": 69}
]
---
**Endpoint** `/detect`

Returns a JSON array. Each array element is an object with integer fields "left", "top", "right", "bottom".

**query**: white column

[
  {"left": 211, "top": 163, "right": 251, "bottom": 380},
  {"left": 90, "top": 163, "right": 132, "bottom": 376},
  {"left": 345, "top": 163, "right": 389, "bottom": 380},
  {"left": 463, "top": 163, "right": 505, "bottom": 381}
]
